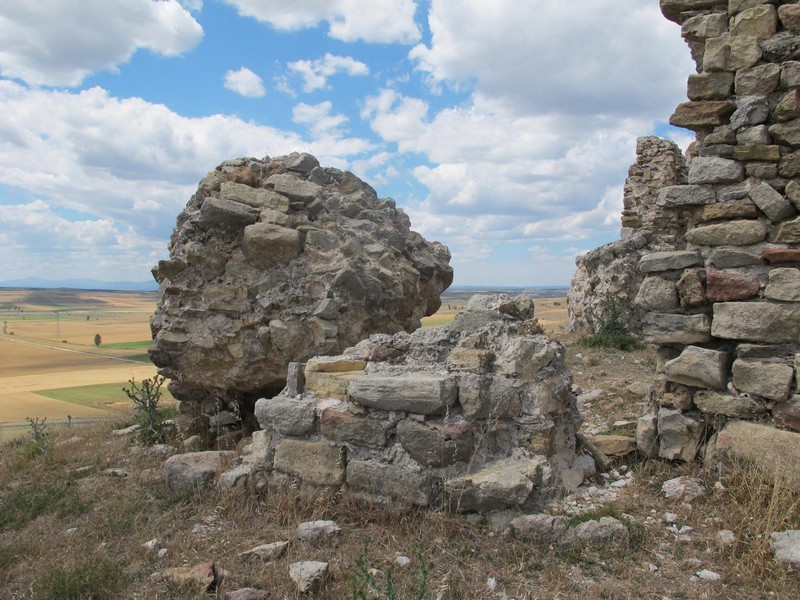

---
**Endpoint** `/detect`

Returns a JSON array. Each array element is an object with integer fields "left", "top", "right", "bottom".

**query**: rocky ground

[{"left": 0, "top": 313, "right": 798, "bottom": 599}]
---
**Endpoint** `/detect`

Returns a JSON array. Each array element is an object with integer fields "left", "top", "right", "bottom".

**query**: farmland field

[{"left": 0, "top": 289, "right": 168, "bottom": 439}]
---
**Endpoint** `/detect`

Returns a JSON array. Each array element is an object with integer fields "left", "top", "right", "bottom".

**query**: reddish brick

[
  {"left": 706, "top": 270, "right": 760, "bottom": 302},
  {"left": 763, "top": 248, "right": 800, "bottom": 264}
]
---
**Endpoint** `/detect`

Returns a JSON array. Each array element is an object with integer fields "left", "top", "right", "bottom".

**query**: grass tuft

[{"left": 36, "top": 557, "right": 126, "bottom": 600}]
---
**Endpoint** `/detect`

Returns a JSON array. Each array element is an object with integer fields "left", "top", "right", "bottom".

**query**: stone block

[
  {"left": 637, "top": 411, "right": 659, "bottom": 459},
  {"left": 770, "top": 119, "right": 800, "bottom": 148},
  {"left": 712, "top": 302, "right": 800, "bottom": 343},
  {"left": 706, "top": 270, "right": 761, "bottom": 302},
  {"left": 495, "top": 339, "right": 556, "bottom": 378},
  {"left": 446, "top": 347, "right": 494, "bottom": 373},
  {"left": 687, "top": 72, "right": 734, "bottom": 100},
  {"left": 693, "top": 390, "right": 767, "bottom": 418},
  {"left": 242, "top": 223, "right": 302, "bottom": 269},
  {"left": 348, "top": 374, "right": 457, "bottom": 415},
  {"left": 762, "top": 248, "right": 800, "bottom": 263},
  {"left": 762, "top": 31, "right": 800, "bottom": 63},
  {"left": 765, "top": 267, "right": 800, "bottom": 301},
  {"left": 735, "top": 63, "right": 781, "bottom": 95},
  {"left": 665, "top": 345, "right": 729, "bottom": 389},
  {"left": 779, "top": 4, "right": 800, "bottom": 30},
  {"left": 730, "top": 96, "right": 771, "bottom": 130},
  {"left": 444, "top": 457, "right": 542, "bottom": 513},
  {"left": 681, "top": 12, "right": 728, "bottom": 40},
  {"left": 699, "top": 144, "right": 734, "bottom": 158},
  {"left": 732, "top": 145, "right": 781, "bottom": 161},
  {"left": 197, "top": 196, "right": 258, "bottom": 231},
  {"left": 669, "top": 101, "right": 736, "bottom": 131},
  {"left": 773, "top": 399, "right": 800, "bottom": 431},
  {"left": 696, "top": 201, "right": 759, "bottom": 222},
  {"left": 730, "top": 5, "right": 777, "bottom": 39},
  {"left": 397, "top": 419, "right": 474, "bottom": 468},
  {"left": 658, "top": 408, "right": 704, "bottom": 462},
  {"left": 661, "top": 1, "right": 731, "bottom": 23},
  {"left": 273, "top": 439, "right": 343, "bottom": 486},
  {"left": 319, "top": 407, "right": 390, "bottom": 448},
  {"left": 220, "top": 181, "right": 289, "bottom": 212},
  {"left": 687, "top": 157, "right": 744, "bottom": 184},
  {"left": 774, "top": 90, "right": 800, "bottom": 123},
  {"left": 265, "top": 173, "right": 321, "bottom": 203},
  {"left": 708, "top": 247, "right": 762, "bottom": 268},
  {"left": 745, "top": 162, "right": 779, "bottom": 179},
  {"left": 786, "top": 180, "right": 800, "bottom": 211},
  {"left": 781, "top": 61, "right": 800, "bottom": 88},
  {"left": 736, "top": 125, "right": 771, "bottom": 145},
  {"left": 254, "top": 395, "right": 316, "bottom": 436},
  {"left": 708, "top": 420, "right": 800, "bottom": 483},
  {"left": 284, "top": 152, "right": 320, "bottom": 174},
  {"left": 677, "top": 269, "right": 707, "bottom": 307},
  {"left": 685, "top": 220, "right": 768, "bottom": 246},
  {"left": 164, "top": 451, "right": 237, "bottom": 493},
  {"left": 458, "top": 374, "right": 521, "bottom": 420},
  {"left": 509, "top": 514, "right": 568, "bottom": 543},
  {"left": 657, "top": 185, "right": 715, "bottom": 207},
  {"left": 346, "top": 460, "right": 436, "bottom": 506},
  {"left": 771, "top": 218, "right": 800, "bottom": 243},
  {"left": 704, "top": 35, "right": 762, "bottom": 72},
  {"left": 732, "top": 358, "right": 794, "bottom": 401},
  {"left": 591, "top": 435, "right": 636, "bottom": 457},
  {"left": 305, "top": 357, "right": 367, "bottom": 373},
  {"left": 304, "top": 370, "right": 363, "bottom": 401},
  {"left": 639, "top": 250, "right": 703, "bottom": 272},
  {"left": 642, "top": 312, "right": 712, "bottom": 345},
  {"left": 635, "top": 276, "right": 679, "bottom": 310}
]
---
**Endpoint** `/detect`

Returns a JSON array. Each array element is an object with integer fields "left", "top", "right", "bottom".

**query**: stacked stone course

[
  {"left": 237, "top": 295, "right": 583, "bottom": 513},
  {"left": 635, "top": 0, "right": 800, "bottom": 461}
]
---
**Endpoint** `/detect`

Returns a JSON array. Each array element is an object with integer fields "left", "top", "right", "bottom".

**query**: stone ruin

[
  {"left": 570, "top": 0, "right": 800, "bottom": 464},
  {"left": 230, "top": 294, "right": 582, "bottom": 513},
  {"left": 149, "top": 152, "right": 453, "bottom": 438}
]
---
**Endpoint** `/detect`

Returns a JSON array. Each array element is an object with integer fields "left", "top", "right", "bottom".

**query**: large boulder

[{"left": 149, "top": 153, "right": 452, "bottom": 431}]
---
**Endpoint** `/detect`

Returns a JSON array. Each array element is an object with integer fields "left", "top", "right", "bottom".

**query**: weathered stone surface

[
  {"left": 677, "top": 269, "right": 706, "bottom": 307},
  {"left": 559, "top": 517, "right": 630, "bottom": 549},
  {"left": 735, "top": 63, "right": 781, "bottom": 95},
  {"left": 319, "top": 407, "right": 389, "bottom": 448},
  {"left": 296, "top": 520, "right": 341, "bottom": 542},
  {"left": 661, "top": 0, "right": 730, "bottom": 23},
  {"left": 637, "top": 410, "right": 659, "bottom": 459},
  {"left": 348, "top": 374, "right": 457, "bottom": 415},
  {"left": 771, "top": 217, "right": 800, "bottom": 243},
  {"left": 661, "top": 476, "right": 706, "bottom": 501},
  {"left": 591, "top": 435, "right": 636, "bottom": 457},
  {"left": 762, "top": 247, "right": 800, "bottom": 263},
  {"left": 670, "top": 101, "right": 736, "bottom": 131},
  {"left": 746, "top": 180, "right": 796, "bottom": 222},
  {"left": 773, "top": 399, "right": 800, "bottom": 431},
  {"left": 709, "top": 420, "right": 800, "bottom": 482},
  {"left": 696, "top": 201, "right": 759, "bottom": 222},
  {"left": 255, "top": 394, "right": 316, "bottom": 436},
  {"left": 273, "top": 440, "right": 343, "bottom": 486},
  {"left": 687, "top": 157, "right": 744, "bottom": 184},
  {"left": 444, "top": 457, "right": 542, "bottom": 513},
  {"left": 730, "top": 5, "right": 777, "bottom": 39},
  {"left": 687, "top": 72, "right": 734, "bottom": 100},
  {"left": 771, "top": 531, "right": 800, "bottom": 568},
  {"left": 397, "top": 419, "right": 473, "bottom": 468},
  {"left": 682, "top": 12, "right": 728, "bottom": 40},
  {"left": 779, "top": 5, "right": 800, "bottom": 30},
  {"left": 693, "top": 390, "right": 767, "bottom": 417},
  {"left": 289, "top": 561, "right": 328, "bottom": 594},
  {"left": 770, "top": 118, "right": 800, "bottom": 148},
  {"left": 657, "top": 185, "right": 715, "bottom": 207},
  {"left": 729, "top": 96, "right": 771, "bottom": 130},
  {"left": 158, "top": 562, "right": 218, "bottom": 592},
  {"left": 635, "top": 276, "right": 679, "bottom": 310},
  {"left": 781, "top": 152, "right": 800, "bottom": 177},
  {"left": 712, "top": 302, "right": 800, "bottom": 343},
  {"left": 732, "top": 358, "right": 794, "bottom": 401},
  {"left": 765, "top": 267, "right": 800, "bottom": 301},
  {"left": 164, "top": 451, "right": 236, "bottom": 493},
  {"left": 510, "top": 514, "right": 568, "bottom": 543},
  {"left": 303, "top": 370, "right": 363, "bottom": 401},
  {"left": 732, "top": 144, "right": 781, "bottom": 161},
  {"left": 736, "top": 124, "right": 770, "bottom": 145},
  {"left": 782, "top": 61, "right": 800, "bottom": 88},
  {"left": 642, "top": 312, "right": 712, "bottom": 345},
  {"left": 774, "top": 90, "right": 800, "bottom": 122},
  {"left": 151, "top": 155, "right": 452, "bottom": 433},
  {"left": 639, "top": 251, "right": 703, "bottom": 272},
  {"left": 658, "top": 408, "right": 703, "bottom": 461},
  {"left": 346, "top": 460, "right": 435, "bottom": 506},
  {"left": 762, "top": 31, "right": 800, "bottom": 63},
  {"left": 685, "top": 220, "right": 768, "bottom": 246},
  {"left": 786, "top": 180, "right": 800, "bottom": 211},
  {"left": 745, "top": 162, "right": 778, "bottom": 179},
  {"left": 446, "top": 347, "right": 494, "bottom": 373},
  {"left": 706, "top": 270, "right": 761, "bottom": 302},
  {"left": 665, "top": 345, "right": 728, "bottom": 389},
  {"left": 238, "top": 541, "right": 289, "bottom": 562},
  {"left": 705, "top": 34, "right": 763, "bottom": 71}
]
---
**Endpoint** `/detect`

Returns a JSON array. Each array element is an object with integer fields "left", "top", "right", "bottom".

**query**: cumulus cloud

[
  {"left": 0, "top": 0, "right": 203, "bottom": 87},
  {"left": 288, "top": 54, "right": 369, "bottom": 93},
  {"left": 0, "top": 81, "right": 374, "bottom": 279},
  {"left": 224, "top": 67, "right": 266, "bottom": 97},
  {"left": 221, "top": 0, "right": 420, "bottom": 44}
]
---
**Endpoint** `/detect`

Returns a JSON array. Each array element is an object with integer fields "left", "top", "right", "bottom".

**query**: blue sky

[{"left": 0, "top": 0, "right": 694, "bottom": 286}]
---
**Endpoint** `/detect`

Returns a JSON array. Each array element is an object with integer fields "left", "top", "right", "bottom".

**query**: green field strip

[
  {"left": 36, "top": 382, "right": 175, "bottom": 410},
  {"left": 101, "top": 340, "right": 152, "bottom": 350},
  {"left": 126, "top": 353, "right": 154, "bottom": 363}
]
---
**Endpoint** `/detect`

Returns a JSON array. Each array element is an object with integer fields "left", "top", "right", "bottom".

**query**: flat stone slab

[
  {"left": 348, "top": 374, "right": 457, "bottom": 415},
  {"left": 164, "top": 451, "right": 236, "bottom": 493},
  {"left": 639, "top": 251, "right": 703, "bottom": 273},
  {"left": 709, "top": 421, "right": 800, "bottom": 483},
  {"left": 642, "top": 313, "right": 711, "bottom": 345},
  {"left": 273, "top": 439, "right": 343, "bottom": 486},
  {"left": 712, "top": 302, "right": 800, "bottom": 343},
  {"left": 771, "top": 531, "right": 800, "bottom": 568},
  {"left": 346, "top": 459, "right": 436, "bottom": 507},
  {"left": 444, "top": 457, "right": 542, "bottom": 513},
  {"left": 665, "top": 345, "right": 728, "bottom": 389}
]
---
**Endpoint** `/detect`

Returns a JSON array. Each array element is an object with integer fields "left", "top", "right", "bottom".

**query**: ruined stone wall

[
  {"left": 635, "top": 0, "right": 800, "bottom": 461},
  {"left": 567, "top": 137, "right": 687, "bottom": 333},
  {"left": 230, "top": 296, "right": 585, "bottom": 513}
]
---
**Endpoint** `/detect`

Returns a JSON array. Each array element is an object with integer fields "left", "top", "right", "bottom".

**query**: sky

[{"left": 0, "top": 0, "right": 695, "bottom": 287}]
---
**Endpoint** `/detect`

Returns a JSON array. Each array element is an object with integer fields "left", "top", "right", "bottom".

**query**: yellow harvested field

[{"left": 0, "top": 289, "right": 163, "bottom": 424}]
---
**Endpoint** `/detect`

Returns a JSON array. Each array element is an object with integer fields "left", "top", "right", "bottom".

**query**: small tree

[
  {"left": 93, "top": 333, "right": 102, "bottom": 347},
  {"left": 123, "top": 376, "right": 166, "bottom": 446}
]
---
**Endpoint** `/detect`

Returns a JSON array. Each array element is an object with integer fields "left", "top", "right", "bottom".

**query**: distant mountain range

[{"left": 0, "top": 278, "right": 158, "bottom": 292}]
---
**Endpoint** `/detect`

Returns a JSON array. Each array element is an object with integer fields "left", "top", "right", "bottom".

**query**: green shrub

[
  {"left": 123, "top": 376, "right": 166, "bottom": 446},
  {"left": 578, "top": 332, "right": 643, "bottom": 352},
  {"left": 25, "top": 416, "right": 50, "bottom": 457},
  {"left": 37, "top": 557, "right": 125, "bottom": 600}
]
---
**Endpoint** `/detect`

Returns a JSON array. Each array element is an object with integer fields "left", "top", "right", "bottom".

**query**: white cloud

[
  {"left": 222, "top": 0, "right": 420, "bottom": 44},
  {"left": 288, "top": 54, "right": 369, "bottom": 93},
  {"left": 0, "top": 0, "right": 203, "bottom": 87},
  {"left": 410, "top": 0, "right": 690, "bottom": 119},
  {"left": 0, "top": 81, "right": 375, "bottom": 279},
  {"left": 292, "top": 101, "right": 348, "bottom": 137},
  {"left": 224, "top": 67, "right": 266, "bottom": 98}
]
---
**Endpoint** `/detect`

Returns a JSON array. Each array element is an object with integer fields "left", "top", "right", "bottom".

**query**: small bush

[
  {"left": 578, "top": 332, "right": 643, "bottom": 352},
  {"left": 123, "top": 376, "right": 166, "bottom": 446},
  {"left": 25, "top": 416, "right": 50, "bottom": 457}
]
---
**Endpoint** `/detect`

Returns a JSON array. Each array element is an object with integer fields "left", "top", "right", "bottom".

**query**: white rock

[
  {"left": 395, "top": 555, "right": 411, "bottom": 567},
  {"left": 662, "top": 476, "right": 705, "bottom": 501},
  {"left": 770, "top": 530, "right": 800, "bottom": 568},
  {"left": 296, "top": 520, "right": 341, "bottom": 542},
  {"left": 717, "top": 529, "right": 736, "bottom": 547},
  {"left": 143, "top": 539, "right": 161, "bottom": 552},
  {"left": 158, "top": 548, "right": 168, "bottom": 558},
  {"left": 289, "top": 561, "right": 328, "bottom": 593},
  {"left": 238, "top": 540, "right": 289, "bottom": 562},
  {"left": 696, "top": 569, "right": 721, "bottom": 581},
  {"left": 486, "top": 577, "right": 498, "bottom": 591},
  {"left": 664, "top": 512, "right": 679, "bottom": 523}
]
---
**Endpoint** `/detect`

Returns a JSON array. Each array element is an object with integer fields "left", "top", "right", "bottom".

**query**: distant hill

[{"left": 0, "top": 278, "right": 158, "bottom": 292}]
